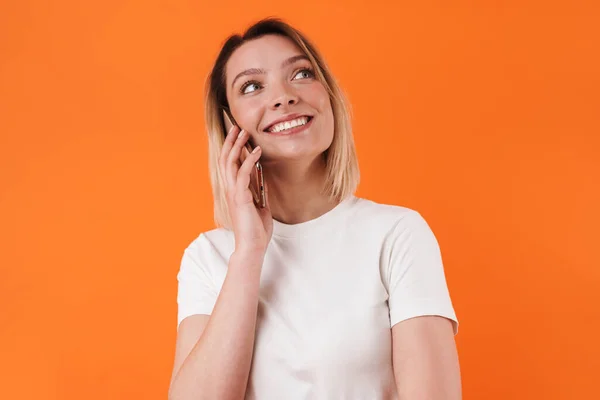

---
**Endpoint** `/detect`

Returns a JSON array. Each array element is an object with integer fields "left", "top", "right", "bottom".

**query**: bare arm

[
  {"left": 168, "top": 117, "right": 272, "bottom": 399},
  {"left": 168, "top": 250, "right": 264, "bottom": 400},
  {"left": 392, "top": 316, "right": 461, "bottom": 400}
]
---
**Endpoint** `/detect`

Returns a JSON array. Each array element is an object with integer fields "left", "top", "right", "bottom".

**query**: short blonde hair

[{"left": 204, "top": 17, "right": 360, "bottom": 229}]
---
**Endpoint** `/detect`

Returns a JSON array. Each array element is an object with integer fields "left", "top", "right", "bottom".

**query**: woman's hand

[{"left": 219, "top": 125, "right": 273, "bottom": 256}]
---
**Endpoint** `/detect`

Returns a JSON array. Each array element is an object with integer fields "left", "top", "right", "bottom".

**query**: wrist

[
  {"left": 234, "top": 242, "right": 267, "bottom": 258},
  {"left": 231, "top": 247, "right": 265, "bottom": 265}
]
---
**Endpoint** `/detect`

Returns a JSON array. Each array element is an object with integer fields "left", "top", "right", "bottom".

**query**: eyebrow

[{"left": 230, "top": 54, "right": 311, "bottom": 90}]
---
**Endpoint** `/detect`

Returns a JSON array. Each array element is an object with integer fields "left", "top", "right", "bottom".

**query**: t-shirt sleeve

[
  {"left": 385, "top": 210, "right": 459, "bottom": 335},
  {"left": 176, "top": 234, "right": 218, "bottom": 330}
]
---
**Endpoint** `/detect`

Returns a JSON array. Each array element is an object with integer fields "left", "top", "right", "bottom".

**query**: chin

[{"left": 264, "top": 144, "right": 330, "bottom": 164}]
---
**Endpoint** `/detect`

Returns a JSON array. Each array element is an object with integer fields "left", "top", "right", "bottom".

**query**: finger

[
  {"left": 226, "top": 129, "right": 250, "bottom": 186},
  {"left": 236, "top": 145, "right": 262, "bottom": 196},
  {"left": 219, "top": 125, "right": 239, "bottom": 165},
  {"left": 219, "top": 125, "right": 240, "bottom": 186},
  {"left": 219, "top": 124, "right": 238, "bottom": 161},
  {"left": 239, "top": 145, "right": 257, "bottom": 200},
  {"left": 240, "top": 143, "right": 251, "bottom": 165}
]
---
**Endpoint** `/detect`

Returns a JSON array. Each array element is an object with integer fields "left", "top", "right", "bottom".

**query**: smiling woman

[
  {"left": 205, "top": 20, "right": 359, "bottom": 230},
  {"left": 168, "top": 17, "right": 461, "bottom": 400}
]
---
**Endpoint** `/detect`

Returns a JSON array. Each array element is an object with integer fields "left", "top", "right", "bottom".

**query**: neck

[{"left": 263, "top": 155, "right": 339, "bottom": 225}]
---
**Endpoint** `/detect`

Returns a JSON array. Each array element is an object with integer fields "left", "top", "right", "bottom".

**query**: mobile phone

[{"left": 222, "top": 110, "right": 266, "bottom": 208}]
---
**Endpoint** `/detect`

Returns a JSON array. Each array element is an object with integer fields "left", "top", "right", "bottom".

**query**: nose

[{"left": 270, "top": 82, "right": 299, "bottom": 110}]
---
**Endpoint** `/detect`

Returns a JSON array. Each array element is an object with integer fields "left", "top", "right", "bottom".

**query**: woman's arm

[
  {"left": 392, "top": 316, "right": 462, "bottom": 400},
  {"left": 168, "top": 250, "right": 264, "bottom": 400}
]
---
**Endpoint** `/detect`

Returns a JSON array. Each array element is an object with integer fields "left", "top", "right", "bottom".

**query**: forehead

[{"left": 225, "top": 35, "right": 305, "bottom": 83}]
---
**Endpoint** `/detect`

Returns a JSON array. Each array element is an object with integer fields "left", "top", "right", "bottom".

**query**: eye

[
  {"left": 240, "top": 81, "right": 261, "bottom": 94},
  {"left": 293, "top": 68, "right": 315, "bottom": 81}
]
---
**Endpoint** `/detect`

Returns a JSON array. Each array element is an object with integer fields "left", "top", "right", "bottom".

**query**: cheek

[
  {"left": 303, "top": 83, "right": 330, "bottom": 111},
  {"left": 233, "top": 100, "right": 263, "bottom": 132},
  {"left": 312, "top": 87, "right": 334, "bottom": 129}
]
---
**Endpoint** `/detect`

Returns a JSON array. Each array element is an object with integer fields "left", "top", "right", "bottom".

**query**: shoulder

[
  {"left": 181, "top": 227, "right": 235, "bottom": 267},
  {"left": 185, "top": 226, "right": 233, "bottom": 247},
  {"left": 351, "top": 196, "right": 430, "bottom": 234},
  {"left": 353, "top": 196, "right": 416, "bottom": 217}
]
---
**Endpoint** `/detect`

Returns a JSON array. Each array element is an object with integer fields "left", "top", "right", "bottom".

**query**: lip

[
  {"left": 265, "top": 116, "right": 314, "bottom": 136},
  {"left": 263, "top": 113, "right": 313, "bottom": 132}
]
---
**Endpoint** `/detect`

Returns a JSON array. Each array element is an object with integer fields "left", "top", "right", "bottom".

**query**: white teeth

[{"left": 269, "top": 117, "right": 309, "bottom": 133}]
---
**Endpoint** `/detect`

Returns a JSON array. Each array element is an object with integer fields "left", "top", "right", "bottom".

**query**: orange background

[{"left": 1, "top": 1, "right": 599, "bottom": 399}]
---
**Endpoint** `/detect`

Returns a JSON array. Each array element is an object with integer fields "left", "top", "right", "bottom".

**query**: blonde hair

[{"left": 204, "top": 17, "right": 360, "bottom": 229}]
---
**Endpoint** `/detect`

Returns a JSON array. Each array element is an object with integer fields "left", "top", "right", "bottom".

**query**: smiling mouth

[{"left": 264, "top": 116, "right": 313, "bottom": 133}]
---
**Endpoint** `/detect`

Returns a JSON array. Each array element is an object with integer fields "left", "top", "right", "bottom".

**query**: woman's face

[{"left": 224, "top": 34, "right": 334, "bottom": 163}]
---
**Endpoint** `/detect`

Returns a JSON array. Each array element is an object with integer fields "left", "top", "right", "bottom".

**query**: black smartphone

[{"left": 223, "top": 110, "right": 266, "bottom": 208}]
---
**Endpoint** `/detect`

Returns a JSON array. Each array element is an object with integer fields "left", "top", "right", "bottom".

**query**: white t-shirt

[{"left": 176, "top": 195, "right": 459, "bottom": 399}]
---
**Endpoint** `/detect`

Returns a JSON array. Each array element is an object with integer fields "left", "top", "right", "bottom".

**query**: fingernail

[
  {"left": 238, "top": 130, "right": 245, "bottom": 139},
  {"left": 252, "top": 146, "right": 261, "bottom": 153}
]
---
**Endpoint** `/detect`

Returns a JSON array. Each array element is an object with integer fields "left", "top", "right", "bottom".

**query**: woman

[{"left": 169, "top": 18, "right": 461, "bottom": 400}]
